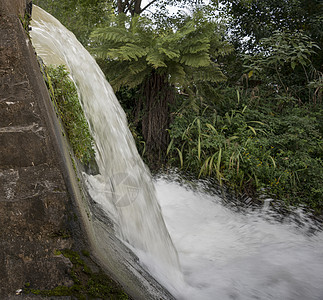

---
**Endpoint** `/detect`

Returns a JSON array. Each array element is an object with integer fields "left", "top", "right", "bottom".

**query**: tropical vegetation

[{"left": 33, "top": 0, "right": 323, "bottom": 214}]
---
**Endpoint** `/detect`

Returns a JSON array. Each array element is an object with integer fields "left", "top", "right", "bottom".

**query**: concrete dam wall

[{"left": 0, "top": 0, "right": 88, "bottom": 296}]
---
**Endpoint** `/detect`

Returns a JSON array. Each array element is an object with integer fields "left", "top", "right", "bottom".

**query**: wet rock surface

[{"left": 0, "top": 0, "right": 82, "bottom": 297}]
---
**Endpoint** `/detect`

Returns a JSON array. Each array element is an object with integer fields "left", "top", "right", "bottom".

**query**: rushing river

[{"left": 31, "top": 6, "right": 323, "bottom": 299}]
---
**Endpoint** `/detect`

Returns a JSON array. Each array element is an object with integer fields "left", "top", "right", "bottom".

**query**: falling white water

[{"left": 30, "top": 5, "right": 182, "bottom": 290}]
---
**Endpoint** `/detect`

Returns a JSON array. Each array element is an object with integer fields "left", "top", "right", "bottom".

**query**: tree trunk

[
  {"left": 133, "top": 0, "right": 141, "bottom": 14},
  {"left": 140, "top": 72, "right": 174, "bottom": 167},
  {"left": 117, "top": 0, "right": 123, "bottom": 13}
]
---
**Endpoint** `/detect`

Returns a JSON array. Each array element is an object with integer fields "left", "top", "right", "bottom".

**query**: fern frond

[
  {"left": 146, "top": 51, "right": 167, "bottom": 68},
  {"left": 91, "top": 27, "right": 133, "bottom": 43},
  {"left": 181, "top": 37, "right": 210, "bottom": 51},
  {"left": 186, "top": 42, "right": 210, "bottom": 54},
  {"left": 118, "top": 43, "right": 148, "bottom": 61},
  {"left": 129, "top": 60, "right": 149, "bottom": 74},
  {"left": 180, "top": 52, "right": 210, "bottom": 67},
  {"left": 192, "top": 63, "right": 227, "bottom": 83},
  {"left": 104, "top": 43, "right": 148, "bottom": 61},
  {"left": 111, "top": 64, "right": 151, "bottom": 91},
  {"left": 158, "top": 47, "right": 180, "bottom": 60},
  {"left": 168, "top": 63, "right": 186, "bottom": 85},
  {"left": 164, "top": 22, "right": 196, "bottom": 45}
]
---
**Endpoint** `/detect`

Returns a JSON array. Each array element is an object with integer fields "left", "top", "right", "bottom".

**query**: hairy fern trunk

[{"left": 139, "top": 72, "right": 174, "bottom": 166}]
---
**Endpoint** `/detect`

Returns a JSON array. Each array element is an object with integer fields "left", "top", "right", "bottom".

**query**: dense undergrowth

[
  {"left": 161, "top": 29, "right": 323, "bottom": 214},
  {"left": 165, "top": 88, "right": 323, "bottom": 214}
]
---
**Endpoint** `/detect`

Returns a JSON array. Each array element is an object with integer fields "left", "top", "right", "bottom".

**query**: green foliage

[
  {"left": 167, "top": 91, "right": 323, "bottom": 213},
  {"left": 244, "top": 31, "right": 319, "bottom": 72},
  {"left": 33, "top": 0, "right": 113, "bottom": 45},
  {"left": 219, "top": 0, "right": 323, "bottom": 48},
  {"left": 91, "top": 10, "right": 230, "bottom": 163},
  {"left": 242, "top": 30, "right": 321, "bottom": 105},
  {"left": 91, "top": 11, "right": 229, "bottom": 92},
  {"left": 45, "top": 65, "right": 95, "bottom": 164},
  {"left": 218, "top": 0, "right": 323, "bottom": 87},
  {"left": 34, "top": 0, "right": 323, "bottom": 214}
]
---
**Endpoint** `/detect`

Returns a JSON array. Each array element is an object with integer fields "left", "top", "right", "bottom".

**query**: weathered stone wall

[
  {"left": 0, "top": 0, "right": 84, "bottom": 296},
  {"left": 1, "top": 0, "right": 27, "bottom": 16}
]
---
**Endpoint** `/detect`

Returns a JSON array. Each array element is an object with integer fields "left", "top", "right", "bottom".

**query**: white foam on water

[{"left": 152, "top": 177, "right": 323, "bottom": 299}]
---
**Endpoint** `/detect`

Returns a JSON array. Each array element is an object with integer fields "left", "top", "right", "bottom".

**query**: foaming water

[
  {"left": 30, "top": 5, "right": 182, "bottom": 290},
  {"left": 152, "top": 174, "right": 323, "bottom": 299}
]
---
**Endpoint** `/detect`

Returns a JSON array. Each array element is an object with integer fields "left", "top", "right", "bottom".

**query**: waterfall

[
  {"left": 29, "top": 7, "right": 323, "bottom": 300},
  {"left": 30, "top": 5, "right": 183, "bottom": 293}
]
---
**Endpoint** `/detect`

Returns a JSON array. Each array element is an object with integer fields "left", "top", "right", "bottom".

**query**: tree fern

[
  {"left": 192, "top": 63, "right": 227, "bottom": 83},
  {"left": 91, "top": 12, "right": 231, "bottom": 89},
  {"left": 90, "top": 11, "right": 232, "bottom": 162}
]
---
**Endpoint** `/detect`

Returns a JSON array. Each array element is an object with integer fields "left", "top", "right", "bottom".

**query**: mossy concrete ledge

[{"left": 0, "top": 0, "right": 98, "bottom": 297}]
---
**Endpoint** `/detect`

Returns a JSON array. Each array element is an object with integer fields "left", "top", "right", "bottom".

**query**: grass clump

[{"left": 45, "top": 65, "right": 95, "bottom": 164}]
